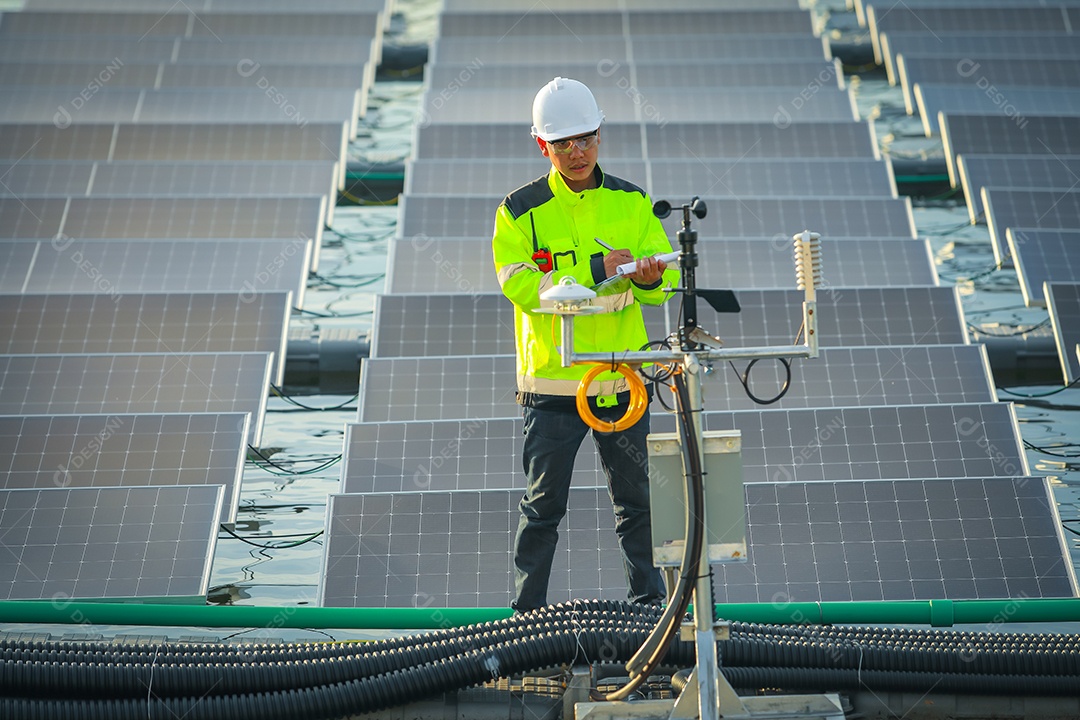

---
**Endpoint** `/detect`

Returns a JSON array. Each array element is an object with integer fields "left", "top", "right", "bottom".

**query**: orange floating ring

[{"left": 576, "top": 363, "right": 648, "bottom": 433}]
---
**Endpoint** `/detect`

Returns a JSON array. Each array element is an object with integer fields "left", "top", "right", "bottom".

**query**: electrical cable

[
  {"left": 997, "top": 377, "right": 1080, "bottom": 398},
  {"left": 1022, "top": 439, "right": 1080, "bottom": 459},
  {"left": 968, "top": 318, "right": 1051, "bottom": 337},
  {"left": 246, "top": 446, "right": 342, "bottom": 476},
  {"left": 270, "top": 386, "right": 360, "bottom": 411},
  {"left": 727, "top": 357, "right": 793, "bottom": 405},
  {"left": 218, "top": 525, "right": 324, "bottom": 550}
]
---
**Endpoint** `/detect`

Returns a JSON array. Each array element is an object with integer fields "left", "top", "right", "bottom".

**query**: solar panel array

[
  {"left": 879, "top": 32, "right": 1080, "bottom": 85},
  {"left": 0, "top": 1, "right": 390, "bottom": 602},
  {"left": 1008, "top": 229, "right": 1080, "bottom": 308},
  {"left": 982, "top": 188, "right": 1080, "bottom": 266},
  {"left": 958, "top": 155, "right": 1080, "bottom": 223},
  {"left": 323, "top": 1, "right": 1076, "bottom": 609}
]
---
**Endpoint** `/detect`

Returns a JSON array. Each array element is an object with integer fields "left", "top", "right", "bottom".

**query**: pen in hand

[{"left": 594, "top": 237, "right": 615, "bottom": 252}]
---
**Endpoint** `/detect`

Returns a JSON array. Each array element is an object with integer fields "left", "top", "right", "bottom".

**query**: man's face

[{"left": 537, "top": 130, "right": 600, "bottom": 189}]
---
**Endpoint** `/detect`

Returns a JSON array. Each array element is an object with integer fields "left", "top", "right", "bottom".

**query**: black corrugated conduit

[{"left": 4, "top": 605, "right": 1080, "bottom": 718}]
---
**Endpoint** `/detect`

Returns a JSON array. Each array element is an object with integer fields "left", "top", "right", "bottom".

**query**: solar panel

[
  {"left": 1046, "top": 282, "right": 1080, "bottom": 384},
  {"left": 423, "top": 60, "right": 841, "bottom": 92},
  {"left": 16, "top": 237, "right": 311, "bottom": 305},
  {"left": 915, "top": 84, "right": 1080, "bottom": 138},
  {"left": 421, "top": 87, "right": 856, "bottom": 125},
  {"left": 982, "top": 188, "right": 1080, "bottom": 265},
  {"left": 403, "top": 160, "right": 647, "bottom": 196},
  {"left": 0, "top": 36, "right": 377, "bottom": 66},
  {"left": 0, "top": 292, "right": 291, "bottom": 385},
  {"left": 1008, "top": 228, "right": 1080, "bottom": 308},
  {"left": 0, "top": 352, "right": 272, "bottom": 444},
  {"left": 159, "top": 64, "right": 369, "bottom": 91},
  {"left": 880, "top": 32, "right": 1080, "bottom": 85},
  {"left": 404, "top": 158, "right": 896, "bottom": 198},
  {"left": 0, "top": 62, "right": 161, "bottom": 88},
  {"left": 340, "top": 401, "right": 1023, "bottom": 494},
  {"left": 0, "top": 412, "right": 248, "bottom": 525},
  {"left": 319, "top": 475, "right": 1070, "bottom": 607},
  {"left": 898, "top": 56, "right": 1080, "bottom": 116},
  {"left": 444, "top": 0, "right": 800, "bottom": 9},
  {"left": 0, "top": 12, "right": 381, "bottom": 37},
  {"left": 24, "top": 0, "right": 388, "bottom": 10},
  {"left": 0, "top": 484, "right": 223, "bottom": 603},
  {"left": 0, "top": 162, "right": 93, "bottom": 196},
  {"left": 0, "top": 244, "right": 37, "bottom": 293},
  {"left": 357, "top": 345, "right": 994, "bottom": 422},
  {"left": 654, "top": 403, "right": 1027, "bottom": 484},
  {"left": 398, "top": 196, "right": 915, "bottom": 240},
  {"left": 430, "top": 34, "right": 829, "bottom": 65},
  {"left": 864, "top": 5, "right": 1073, "bottom": 64},
  {"left": 436, "top": 9, "right": 814, "bottom": 37},
  {"left": 857, "top": 0, "right": 1080, "bottom": 29},
  {"left": 646, "top": 121, "right": 880, "bottom": 159},
  {"left": 370, "top": 287, "right": 965, "bottom": 358},
  {"left": 940, "top": 115, "right": 1080, "bottom": 187},
  {"left": 385, "top": 237, "right": 937, "bottom": 294},
  {"left": 957, "top": 155, "right": 1080, "bottom": 223}
]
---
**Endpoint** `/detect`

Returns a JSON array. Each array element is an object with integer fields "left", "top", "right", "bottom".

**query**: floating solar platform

[
  {"left": 420, "top": 86, "right": 857, "bottom": 125},
  {"left": 915, "top": 84, "right": 1080, "bottom": 138},
  {"left": 436, "top": 9, "right": 814, "bottom": 37},
  {"left": 384, "top": 237, "right": 937, "bottom": 294},
  {"left": 0, "top": 352, "right": 272, "bottom": 444},
  {"left": 863, "top": 5, "right": 1075, "bottom": 65},
  {"left": 0, "top": 88, "right": 362, "bottom": 137},
  {"left": 939, "top": 115, "right": 1080, "bottom": 187},
  {"left": 10, "top": 237, "right": 311, "bottom": 305},
  {"left": 429, "top": 34, "right": 829, "bottom": 66},
  {"left": 0, "top": 122, "right": 349, "bottom": 187},
  {"left": 0, "top": 412, "right": 248, "bottom": 525},
  {"left": 0, "top": 484, "right": 223, "bottom": 603},
  {"left": 0, "top": 292, "right": 291, "bottom": 385},
  {"left": 897, "top": 56, "right": 1080, "bottom": 116},
  {"left": 341, "top": 401, "right": 1023, "bottom": 495},
  {"left": 982, "top": 188, "right": 1080, "bottom": 265},
  {"left": 879, "top": 32, "right": 1080, "bottom": 85},
  {"left": 320, "top": 475, "right": 1071, "bottom": 607},
  {"left": 413, "top": 121, "right": 879, "bottom": 161},
  {"left": 1, "top": 160, "right": 339, "bottom": 224},
  {"left": 369, "top": 287, "right": 965, "bottom": 358},
  {"left": 1008, "top": 228, "right": 1080, "bottom": 308},
  {"left": 1046, "top": 282, "right": 1080, "bottom": 384},
  {"left": 398, "top": 196, "right": 916, "bottom": 240},
  {"left": 957, "top": 154, "right": 1080, "bottom": 224},
  {"left": 357, "top": 345, "right": 994, "bottom": 422}
]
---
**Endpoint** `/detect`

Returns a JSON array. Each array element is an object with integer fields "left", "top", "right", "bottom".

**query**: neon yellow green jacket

[{"left": 492, "top": 165, "right": 679, "bottom": 397}]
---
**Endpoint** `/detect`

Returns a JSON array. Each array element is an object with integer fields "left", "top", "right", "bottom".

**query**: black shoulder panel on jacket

[
  {"left": 601, "top": 173, "right": 647, "bottom": 197},
  {"left": 502, "top": 176, "right": 554, "bottom": 219}
]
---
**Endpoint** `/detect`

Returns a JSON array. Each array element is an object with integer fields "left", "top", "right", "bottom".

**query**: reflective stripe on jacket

[{"left": 492, "top": 165, "right": 679, "bottom": 396}]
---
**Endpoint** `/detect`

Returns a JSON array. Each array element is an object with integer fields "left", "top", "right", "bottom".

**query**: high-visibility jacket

[{"left": 492, "top": 165, "right": 679, "bottom": 397}]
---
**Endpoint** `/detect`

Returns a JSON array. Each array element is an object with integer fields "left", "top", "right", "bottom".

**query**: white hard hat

[{"left": 530, "top": 77, "right": 605, "bottom": 141}]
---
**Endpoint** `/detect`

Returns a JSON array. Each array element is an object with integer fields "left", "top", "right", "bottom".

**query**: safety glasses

[{"left": 547, "top": 131, "right": 599, "bottom": 154}]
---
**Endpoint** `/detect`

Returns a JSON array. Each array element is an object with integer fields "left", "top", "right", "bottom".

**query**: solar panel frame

[
  {"left": 940, "top": 115, "right": 1080, "bottom": 188},
  {"left": 356, "top": 345, "right": 994, "bottom": 422},
  {"left": 23, "top": 0, "right": 389, "bottom": 11},
  {"left": 397, "top": 195, "right": 916, "bottom": 240},
  {"left": 369, "top": 286, "right": 966, "bottom": 358},
  {"left": 982, "top": 187, "right": 1080, "bottom": 265},
  {"left": 0, "top": 484, "right": 223, "bottom": 603},
  {"left": 1046, "top": 282, "right": 1080, "bottom": 384},
  {"left": 435, "top": 9, "right": 815, "bottom": 37},
  {"left": 0, "top": 291, "right": 292, "bottom": 385},
  {"left": 0, "top": 352, "right": 273, "bottom": 444},
  {"left": 319, "top": 475, "right": 1069, "bottom": 607},
  {"left": 340, "top": 401, "right": 1025, "bottom": 494},
  {"left": 14, "top": 237, "right": 311, "bottom": 305},
  {"left": 916, "top": 84, "right": 1080, "bottom": 138},
  {"left": 1008, "top": 228, "right": 1080, "bottom": 307},
  {"left": 0, "top": 412, "right": 248, "bottom": 524},
  {"left": 0, "top": 12, "right": 382, "bottom": 37},
  {"left": 384, "top": 236, "right": 938, "bottom": 294},
  {"left": 957, "top": 154, "right": 1080, "bottom": 224}
]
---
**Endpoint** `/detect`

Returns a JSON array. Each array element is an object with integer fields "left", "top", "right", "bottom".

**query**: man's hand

[{"left": 602, "top": 249, "right": 667, "bottom": 283}]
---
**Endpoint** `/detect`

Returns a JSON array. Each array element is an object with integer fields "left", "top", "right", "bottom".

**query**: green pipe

[{"left": 3, "top": 598, "right": 1080, "bottom": 632}]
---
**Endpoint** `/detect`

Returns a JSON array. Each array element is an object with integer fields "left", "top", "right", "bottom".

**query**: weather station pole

[{"left": 539, "top": 197, "right": 826, "bottom": 719}]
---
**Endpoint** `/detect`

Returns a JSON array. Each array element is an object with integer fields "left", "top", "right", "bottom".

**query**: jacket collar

[{"left": 547, "top": 164, "right": 604, "bottom": 207}]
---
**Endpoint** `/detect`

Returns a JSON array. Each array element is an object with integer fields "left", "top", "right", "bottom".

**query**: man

[{"left": 491, "top": 77, "right": 680, "bottom": 612}]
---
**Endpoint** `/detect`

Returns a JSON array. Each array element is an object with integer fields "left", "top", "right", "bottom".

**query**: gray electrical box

[{"left": 647, "top": 430, "right": 747, "bottom": 567}]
